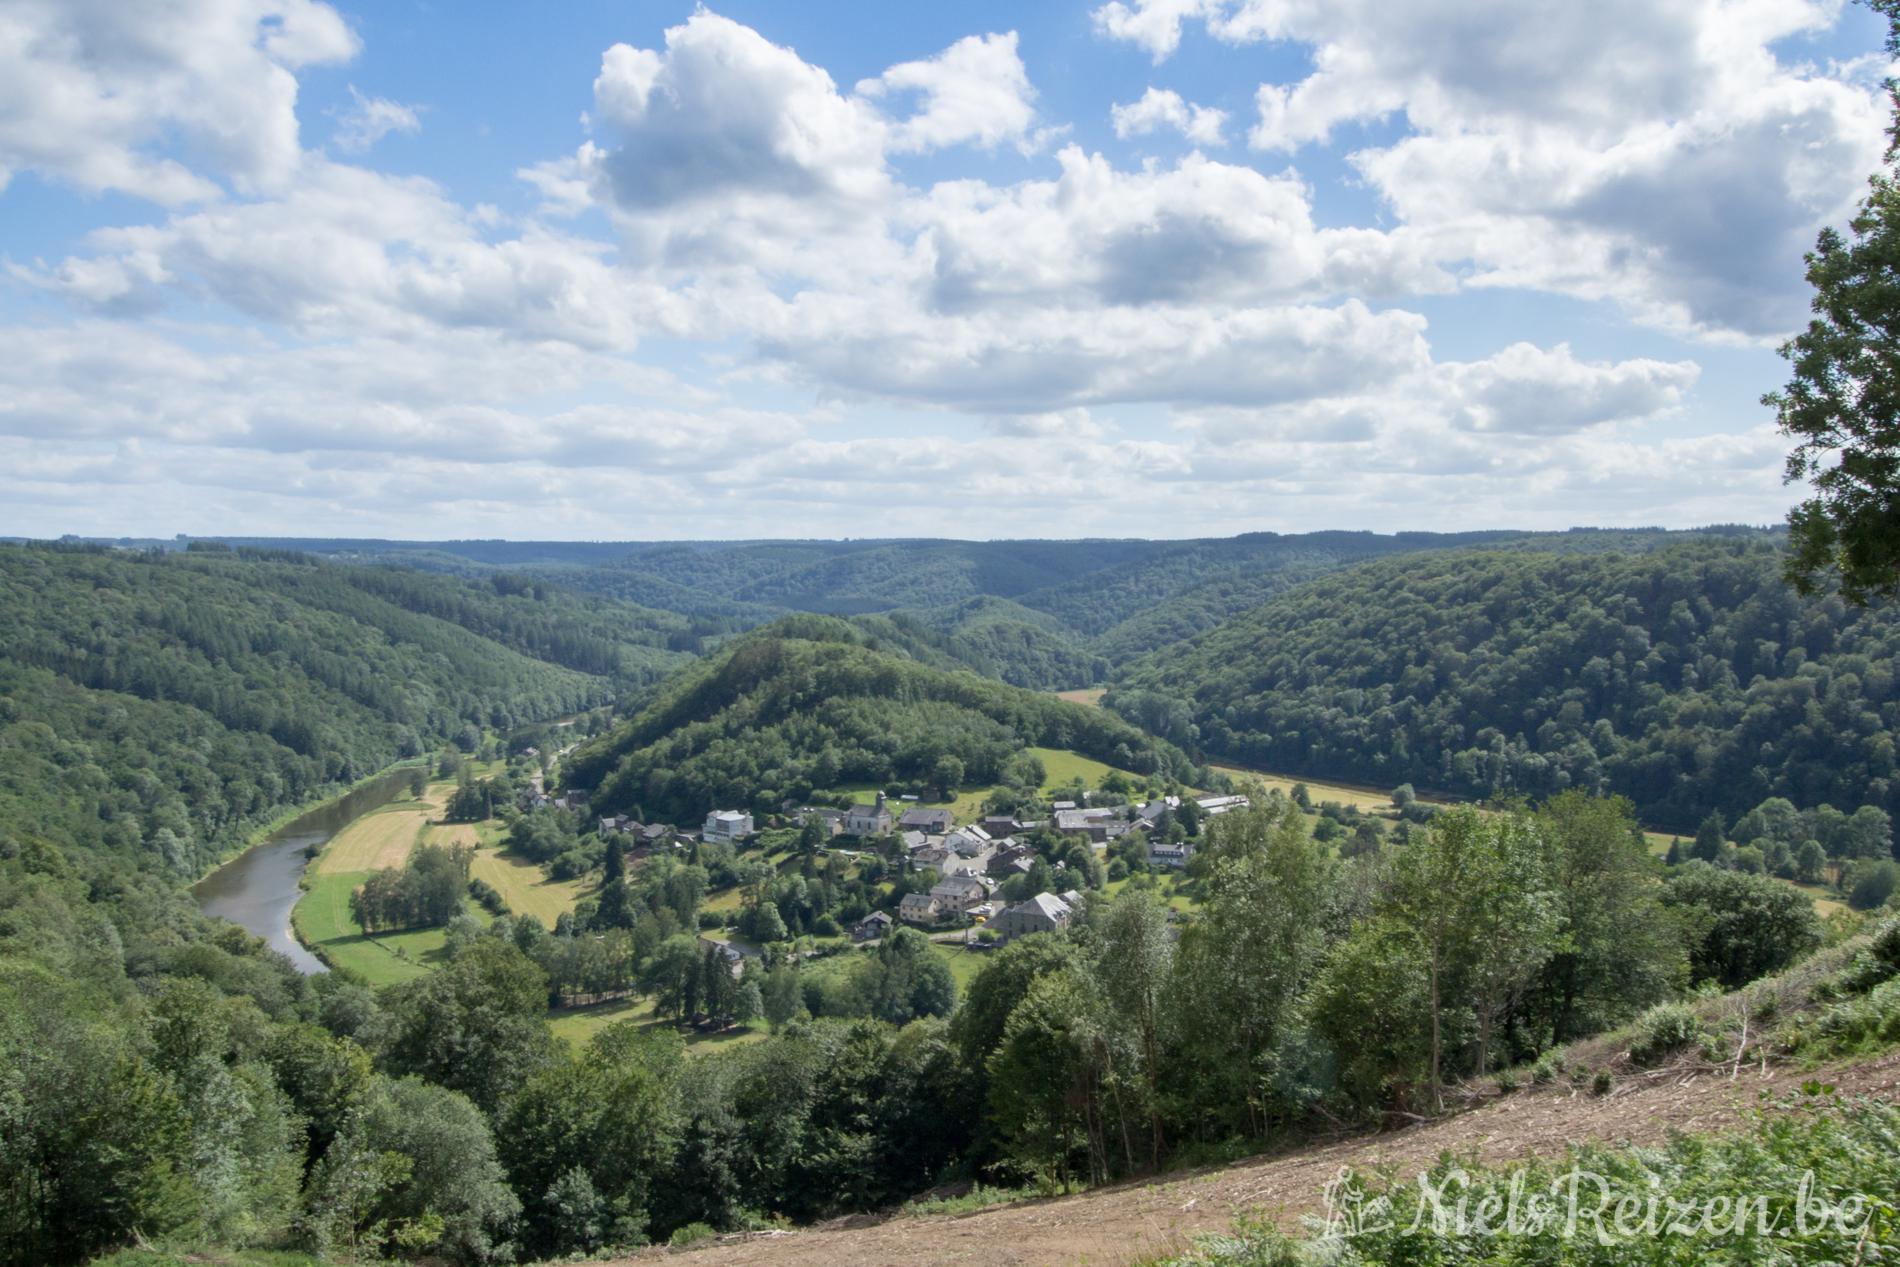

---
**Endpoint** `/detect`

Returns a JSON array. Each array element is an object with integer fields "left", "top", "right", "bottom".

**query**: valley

[{"left": 7, "top": 529, "right": 1900, "bottom": 1267}]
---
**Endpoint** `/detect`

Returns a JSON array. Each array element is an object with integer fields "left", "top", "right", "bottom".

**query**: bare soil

[{"left": 627, "top": 1048, "right": 1900, "bottom": 1267}]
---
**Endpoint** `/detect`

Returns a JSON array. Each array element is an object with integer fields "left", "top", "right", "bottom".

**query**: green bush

[
  {"left": 1807, "top": 978, "right": 1900, "bottom": 1057},
  {"left": 1630, "top": 1002, "right": 1702, "bottom": 1064},
  {"left": 1591, "top": 1068, "right": 1614, "bottom": 1096},
  {"left": 1529, "top": 1053, "right": 1560, "bottom": 1085},
  {"left": 669, "top": 1222, "right": 717, "bottom": 1248}
]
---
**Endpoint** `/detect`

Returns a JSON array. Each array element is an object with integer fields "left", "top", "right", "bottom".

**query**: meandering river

[{"left": 193, "top": 767, "right": 417, "bottom": 974}]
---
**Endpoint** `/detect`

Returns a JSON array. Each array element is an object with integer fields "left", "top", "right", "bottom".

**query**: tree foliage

[{"left": 1769, "top": 2, "right": 1900, "bottom": 602}]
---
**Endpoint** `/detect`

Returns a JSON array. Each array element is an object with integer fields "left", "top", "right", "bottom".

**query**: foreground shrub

[{"left": 1630, "top": 1002, "right": 1702, "bottom": 1065}]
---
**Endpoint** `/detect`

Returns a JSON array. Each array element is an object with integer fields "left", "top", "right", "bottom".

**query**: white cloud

[
  {"left": 917, "top": 148, "right": 1448, "bottom": 313},
  {"left": 1111, "top": 87, "right": 1227, "bottom": 145},
  {"left": 1179, "top": 340, "right": 1697, "bottom": 452},
  {"left": 859, "top": 32, "right": 1040, "bottom": 153},
  {"left": 1091, "top": 0, "right": 1220, "bottom": 63},
  {"left": 18, "top": 160, "right": 685, "bottom": 350},
  {"left": 0, "top": 0, "right": 357, "bottom": 203},
  {"left": 761, "top": 296, "right": 1436, "bottom": 412},
  {"left": 1439, "top": 342, "right": 1699, "bottom": 436},
  {"left": 586, "top": 12, "right": 889, "bottom": 212},
  {"left": 330, "top": 86, "right": 422, "bottom": 153},
  {"left": 1096, "top": 0, "right": 1890, "bottom": 342}
]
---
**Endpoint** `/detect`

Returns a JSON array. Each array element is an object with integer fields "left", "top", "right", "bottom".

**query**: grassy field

[
  {"left": 292, "top": 868, "right": 459, "bottom": 986},
  {"left": 1055, "top": 687, "right": 1107, "bottom": 707},
  {"left": 470, "top": 845, "right": 591, "bottom": 925},
  {"left": 427, "top": 820, "right": 484, "bottom": 850},
  {"left": 817, "top": 743, "right": 1161, "bottom": 827},
  {"left": 1644, "top": 830, "right": 1684, "bottom": 855},
  {"left": 928, "top": 940, "right": 989, "bottom": 989},
  {"left": 546, "top": 993, "right": 769, "bottom": 1054},
  {"left": 293, "top": 777, "right": 516, "bottom": 984},
  {"left": 1103, "top": 874, "right": 1198, "bottom": 912},
  {"left": 817, "top": 780, "right": 1005, "bottom": 828},
  {"left": 704, "top": 884, "right": 747, "bottom": 913},
  {"left": 1028, "top": 746, "right": 1144, "bottom": 792}
]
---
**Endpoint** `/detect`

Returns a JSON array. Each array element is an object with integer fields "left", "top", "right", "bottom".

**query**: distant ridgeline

[
  {"left": 174, "top": 528, "right": 1549, "bottom": 689},
  {"left": 1113, "top": 535, "right": 1900, "bottom": 832},
  {"left": 561, "top": 615, "right": 1214, "bottom": 822},
  {"left": 0, "top": 541, "right": 693, "bottom": 882}
]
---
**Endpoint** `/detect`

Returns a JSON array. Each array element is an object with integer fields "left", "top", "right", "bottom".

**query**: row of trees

[{"left": 351, "top": 844, "right": 473, "bottom": 933}]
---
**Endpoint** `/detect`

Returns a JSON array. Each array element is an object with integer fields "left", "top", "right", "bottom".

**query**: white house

[
  {"left": 703, "top": 809, "right": 754, "bottom": 843},
  {"left": 945, "top": 825, "right": 992, "bottom": 856},
  {"left": 930, "top": 874, "right": 988, "bottom": 913},
  {"left": 991, "top": 892, "right": 1073, "bottom": 942},
  {"left": 899, "top": 892, "right": 950, "bottom": 925},
  {"left": 1149, "top": 839, "right": 1194, "bottom": 869}
]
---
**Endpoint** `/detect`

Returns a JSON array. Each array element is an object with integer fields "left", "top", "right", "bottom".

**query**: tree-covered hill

[
  {"left": 852, "top": 597, "right": 1108, "bottom": 690},
  {"left": 1112, "top": 536, "right": 1900, "bottom": 831},
  {"left": 0, "top": 543, "right": 689, "bottom": 881},
  {"left": 562, "top": 615, "right": 1210, "bottom": 822}
]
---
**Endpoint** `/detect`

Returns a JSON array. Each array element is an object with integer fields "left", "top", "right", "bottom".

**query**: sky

[{"left": 1, "top": 0, "right": 1894, "bottom": 541}]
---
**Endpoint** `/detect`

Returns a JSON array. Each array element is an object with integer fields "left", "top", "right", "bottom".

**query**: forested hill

[
  {"left": 0, "top": 543, "right": 692, "bottom": 882},
  {"left": 1112, "top": 536, "right": 1900, "bottom": 832},
  {"left": 562, "top": 615, "right": 1212, "bottom": 822}
]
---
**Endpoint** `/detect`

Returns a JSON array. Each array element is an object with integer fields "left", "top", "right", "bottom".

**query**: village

[{"left": 528, "top": 762, "right": 1252, "bottom": 958}]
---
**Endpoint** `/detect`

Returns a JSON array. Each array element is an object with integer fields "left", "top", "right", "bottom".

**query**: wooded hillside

[
  {"left": 563, "top": 615, "right": 1210, "bottom": 821},
  {"left": 0, "top": 543, "right": 683, "bottom": 881},
  {"left": 1114, "top": 536, "right": 1900, "bottom": 831}
]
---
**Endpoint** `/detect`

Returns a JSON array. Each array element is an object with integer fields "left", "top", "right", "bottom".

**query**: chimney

[{"left": 875, "top": 790, "right": 886, "bottom": 808}]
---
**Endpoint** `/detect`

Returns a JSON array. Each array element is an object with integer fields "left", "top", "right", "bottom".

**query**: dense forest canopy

[
  {"left": 1114, "top": 537, "right": 1900, "bottom": 831},
  {"left": 563, "top": 615, "right": 1211, "bottom": 822}
]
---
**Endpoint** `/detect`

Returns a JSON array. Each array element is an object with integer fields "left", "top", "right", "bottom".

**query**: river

[{"left": 193, "top": 767, "right": 418, "bottom": 974}]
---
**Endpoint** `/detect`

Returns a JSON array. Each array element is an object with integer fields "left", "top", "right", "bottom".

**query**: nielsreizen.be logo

[{"left": 1316, "top": 1164, "right": 1878, "bottom": 1248}]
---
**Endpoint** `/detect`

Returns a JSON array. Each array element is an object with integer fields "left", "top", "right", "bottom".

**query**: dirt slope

[{"left": 634, "top": 1048, "right": 1900, "bottom": 1267}]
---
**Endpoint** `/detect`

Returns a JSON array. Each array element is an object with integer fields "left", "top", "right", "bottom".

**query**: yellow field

[
  {"left": 312, "top": 803, "right": 428, "bottom": 874},
  {"left": 1205, "top": 764, "right": 1405, "bottom": 813},
  {"left": 1055, "top": 687, "right": 1107, "bottom": 708},
  {"left": 426, "top": 821, "right": 483, "bottom": 849},
  {"left": 470, "top": 847, "right": 591, "bottom": 925}
]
